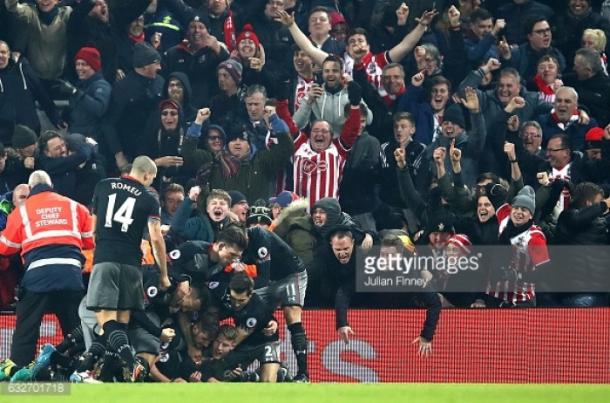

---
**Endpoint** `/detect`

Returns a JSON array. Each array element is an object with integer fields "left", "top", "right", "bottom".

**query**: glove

[
  {"left": 347, "top": 81, "right": 362, "bottom": 106},
  {"left": 275, "top": 79, "right": 291, "bottom": 101},
  {"left": 55, "top": 79, "right": 79, "bottom": 96},
  {"left": 484, "top": 182, "right": 507, "bottom": 211}
]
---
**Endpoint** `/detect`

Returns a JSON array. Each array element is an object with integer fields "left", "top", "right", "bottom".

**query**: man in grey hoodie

[{"left": 293, "top": 55, "right": 372, "bottom": 137}]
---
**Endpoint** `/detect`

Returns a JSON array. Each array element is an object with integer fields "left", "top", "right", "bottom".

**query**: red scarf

[
  {"left": 224, "top": 11, "right": 236, "bottom": 52},
  {"left": 379, "top": 85, "right": 406, "bottom": 107},
  {"left": 129, "top": 32, "right": 145, "bottom": 44},
  {"left": 533, "top": 74, "right": 555, "bottom": 96}
]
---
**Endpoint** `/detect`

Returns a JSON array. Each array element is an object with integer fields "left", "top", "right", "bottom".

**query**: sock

[
  {"left": 103, "top": 321, "right": 135, "bottom": 370},
  {"left": 288, "top": 322, "right": 308, "bottom": 376},
  {"left": 56, "top": 326, "right": 84, "bottom": 353},
  {"left": 50, "top": 352, "right": 74, "bottom": 369}
]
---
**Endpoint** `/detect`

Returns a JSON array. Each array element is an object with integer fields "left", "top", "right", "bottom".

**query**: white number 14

[{"left": 105, "top": 194, "right": 135, "bottom": 232}]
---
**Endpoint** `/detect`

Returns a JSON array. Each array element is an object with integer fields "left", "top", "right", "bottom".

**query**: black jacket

[
  {"left": 102, "top": 71, "right": 165, "bottom": 161},
  {"left": 0, "top": 59, "right": 60, "bottom": 140},
  {"left": 565, "top": 71, "right": 610, "bottom": 127}
]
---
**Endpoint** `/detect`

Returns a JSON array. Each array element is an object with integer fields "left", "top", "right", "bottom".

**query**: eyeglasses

[
  {"left": 161, "top": 111, "right": 178, "bottom": 117},
  {"left": 533, "top": 28, "right": 551, "bottom": 36}
]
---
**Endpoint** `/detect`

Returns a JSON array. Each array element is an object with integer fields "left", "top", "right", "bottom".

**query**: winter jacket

[
  {"left": 182, "top": 114, "right": 294, "bottom": 202},
  {"left": 503, "top": 43, "right": 566, "bottom": 84},
  {"left": 0, "top": 58, "right": 60, "bottom": 138},
  {"left": 102, "top": 71, "right": 165, "bottom": 160},
  {"left": 339, "top": 131, "right": 381, "bottom": 216},
  {"left": 5, "top": 0, "right": 72, "bottom": 80},
  {"left": 459, "top": 68, "right": 553, "bottom": 134},
  {"left": 162, "top": 40, "right": 230, "bottom": 108},
  {"left": 536, "top": 112, "right": 597, "bottom": 151},
  {"left": 564, "top": 71, "right": 610, "bottom": 127},
  {"left": 67, "top": 71, "right": 112, "bottom": 140}
]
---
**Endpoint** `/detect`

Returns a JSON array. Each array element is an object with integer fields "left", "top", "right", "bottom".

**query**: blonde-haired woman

[{"left": 582, "top": 28, "right": 608, "bottom": 75}]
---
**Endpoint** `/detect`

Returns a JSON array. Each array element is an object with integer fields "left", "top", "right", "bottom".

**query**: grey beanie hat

[
  {"left": 133, "top": 42, "right": 161, "bottom": 68},
  {"left": 512, "top": 185, "right": 536, "bottom": 214}
]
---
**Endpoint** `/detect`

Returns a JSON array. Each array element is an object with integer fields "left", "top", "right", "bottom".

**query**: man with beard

[
  {"left": 293, "top": 55, "right": 373, "bottom": 136},
  {"left": 139, "top": 99, "right": 187, "bottom": 186},
  {"left": 163, "top": 72, "right": 197, "bottom": 125},
  {"left": 162, "top": 15, "right": 229, "bottom": 107}
]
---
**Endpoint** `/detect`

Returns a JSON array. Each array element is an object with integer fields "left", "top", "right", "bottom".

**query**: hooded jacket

[
  {"left": 293, "top": 84, "right": 373, "bottom": 137},
  {"left": 163, "top": 71, "right": 197, "bottom": 124}
]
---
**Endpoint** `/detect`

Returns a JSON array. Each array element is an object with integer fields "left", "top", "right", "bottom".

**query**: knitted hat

[
  {"left": 225, "top": 121, "right": 249, "bottom": 143},
  {"left": 75, "top": 47, "right": 102, "bottom": 72},
  {"left": 426, "top": 213, "right": 455, "bottom": 234},
  {"left": 236, "top": 24, "right": 260, "bottom": 48},
  {"left": 269, "top": 191, "right": 299, "bottom": 208},
  {"left": 217, "top": 59, "right": 243, "bottom": 85},
  {"left": 159, "top": 99, "right": 180, "bottom": 112},
  {"left": 133, "top": 42, "right": 161, "bottom": 68},
  {"left": 443, "top": 104, "right": 465, "bottom": 128},
  {"left": 512, "top": 185, "right": 536, "bottom": 215},
  {"left": 228, "top": 190, "right": 248, "bottom": 207},
  {"left": 330, "top": 11, "right": 346, "bottom": 28},
  {"left": 246, "top": 205, "right": 272, "bottom": 226},
  {"left": 447, "top": 234, "right": 472, "bottom": 255},
  {"left": 11, "top": 125, "right": 37, "bottom": 149},
  {"left": 585, "top": 127, "right": 604, "bottom": 149}
]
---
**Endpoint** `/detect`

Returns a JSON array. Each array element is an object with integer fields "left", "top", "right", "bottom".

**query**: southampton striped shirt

[
  {"left": 292, "top": 106, "right": 361, "bottom": 207},
  {"left": 487, "top": 204, "right": 550, "bottom": 304}
]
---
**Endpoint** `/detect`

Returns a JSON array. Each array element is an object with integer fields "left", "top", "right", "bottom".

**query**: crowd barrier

[{"left": 0, "top": 308, "right": 608, "bottom": 383}]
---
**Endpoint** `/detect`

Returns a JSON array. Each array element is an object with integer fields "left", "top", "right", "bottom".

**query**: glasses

[
  {"left": 533, "top": 28, "right": 551, "bottom": 36},
  {"left": 161, "top": 111, "right": 178, "bottom": 116}
]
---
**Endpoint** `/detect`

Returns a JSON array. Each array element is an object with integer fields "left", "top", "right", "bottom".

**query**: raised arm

[
  {"left": 388, "top": 8, "right": 438, "bottom": 64},
  {"left": 276, "top": 10, "right": 328, "bottom": 67}
]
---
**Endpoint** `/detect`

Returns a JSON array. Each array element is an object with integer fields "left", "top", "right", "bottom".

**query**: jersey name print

[{"left": 92, "top": 176, "right": 160, "bottom": 266}]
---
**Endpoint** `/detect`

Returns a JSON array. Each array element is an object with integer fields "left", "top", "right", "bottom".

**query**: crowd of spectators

[{"left": 0, "top": 0, "right": 609, "bottom": 382}]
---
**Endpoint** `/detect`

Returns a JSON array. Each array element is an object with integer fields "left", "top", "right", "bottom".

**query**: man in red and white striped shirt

[
  {"left": 293, "top": 102, "right": 362, "bottom": 208},
  {"left": 488, "top": 186, "right": 550, "bottom": 306}
]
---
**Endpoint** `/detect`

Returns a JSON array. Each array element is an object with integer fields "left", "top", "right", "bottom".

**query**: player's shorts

[
  {"left": 86, "top": 262, "right": 144, "bottom": 311},
  {"left": 225, "top": 340, "right": 281, "bottom": 369},
  {"left": 129, "top": 311, "right": 161, "bottom": 354},
  {"left": 255, "top": 270, "right": 307, "bottom": 309}
]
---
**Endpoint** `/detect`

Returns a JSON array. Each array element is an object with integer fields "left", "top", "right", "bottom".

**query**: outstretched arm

[
  {"left": 276, "top": 10, "right": 328, "bottom": 67},
  {"left": 388, "top": 8, "right": 438, "bottom": 63}
]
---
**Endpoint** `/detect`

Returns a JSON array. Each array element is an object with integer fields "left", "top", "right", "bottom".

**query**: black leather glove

[
  {"left": 55, "top": 79, "right": 79, "bottom": 96},
  {"left": 347, "top": 80, "right": 362, "bottom": 106}
]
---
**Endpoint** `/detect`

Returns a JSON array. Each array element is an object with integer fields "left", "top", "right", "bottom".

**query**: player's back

[{"left": 92, "top": 176, "right": 160, "bottom": 266}]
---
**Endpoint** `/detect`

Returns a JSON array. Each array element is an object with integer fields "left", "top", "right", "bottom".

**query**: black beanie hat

[
  {"left": 133, "top": 42, "right": 161, "bottom": 68},
  {"left": 12, "top": 125, "right": 38, "bottom": 149},
  {"left": 443, "top": 104, "right": 466, "bottom": 129}
]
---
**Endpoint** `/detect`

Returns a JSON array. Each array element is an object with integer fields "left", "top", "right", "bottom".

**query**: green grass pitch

[{"left": 3, "top": 383, "right": 610, "bottom": 403}]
